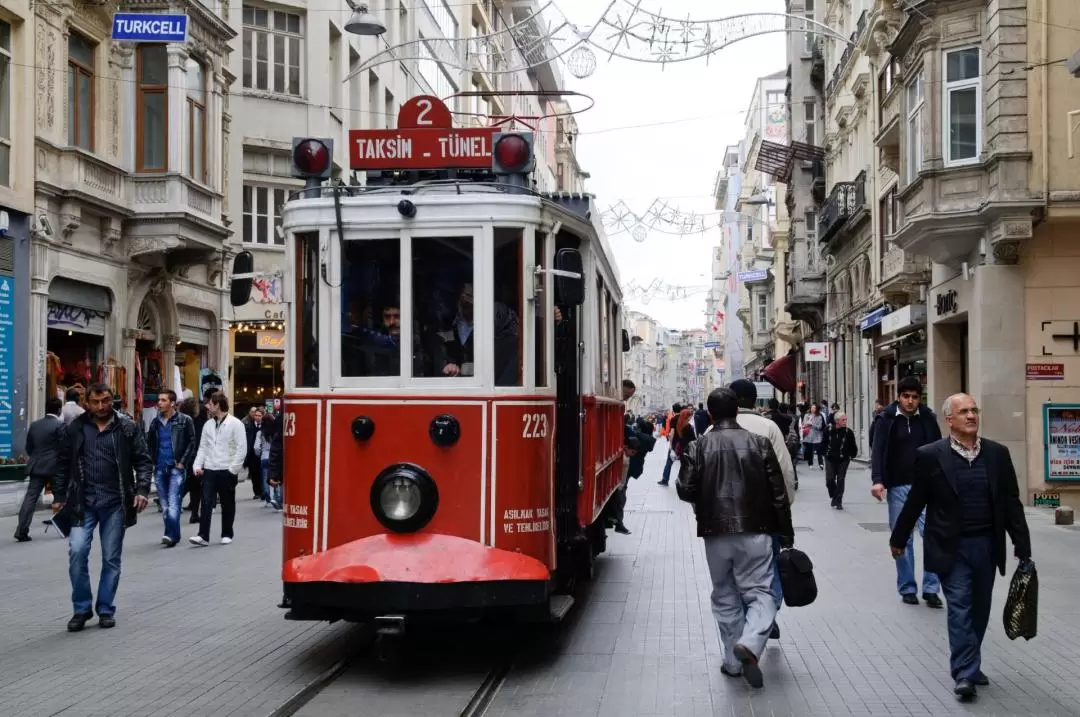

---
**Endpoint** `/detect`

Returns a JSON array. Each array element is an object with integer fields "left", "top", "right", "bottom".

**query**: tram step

[{"left": 549, "top": 594, "right": 575, "bottom": 622}]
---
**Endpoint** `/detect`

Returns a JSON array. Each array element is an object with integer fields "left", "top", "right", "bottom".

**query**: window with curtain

[
  {"left": 68, "top": 32, "right": 95, "bottom": 151},
  {"left": 137, "top": 45, "right": 168, "bottom": 171},
  {"left": 186, "top": 58, "right": 206, "bottom": 182}
]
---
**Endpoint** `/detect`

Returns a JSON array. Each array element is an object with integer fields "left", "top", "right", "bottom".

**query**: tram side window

[
  {"left": 534, "top": 231, "right": 548, "bottom": 388},
  {"left": 296, "top": 232, "right": 319, "bottom": 387},
  {"left": 412, "top": 236, "right": 475, "bottom": 378},
  {"left": 493, "top": 228, "right": 523, "bottom": 387},
  {"left": 340, "top": 239, "right": 402, "bottom": 377}
]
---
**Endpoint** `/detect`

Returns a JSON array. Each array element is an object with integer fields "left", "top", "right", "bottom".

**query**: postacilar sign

[{"left": 348, "top": 95, "right": 497, "bottom": 170}]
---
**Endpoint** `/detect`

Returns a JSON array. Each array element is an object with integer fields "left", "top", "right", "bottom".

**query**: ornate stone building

[{"left": 31, "top": 0, "right": 236, "bottom": 423}]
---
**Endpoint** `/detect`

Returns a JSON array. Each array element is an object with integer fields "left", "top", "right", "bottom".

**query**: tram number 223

[
  {"left": 521, "top": 413, "right": 549, "bottom": 439},
  {"left": 282, "top": 412, "right": 297, "bottom": 437}
]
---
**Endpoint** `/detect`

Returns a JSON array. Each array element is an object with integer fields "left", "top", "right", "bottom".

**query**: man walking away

[
  {"left": 52, "top": 383, "right": 153, "bottom": 631},
  {"left": 61, "top": 388, "right": 85, "bottom": 425},
  {"left": 693, "top": 402, "right": 710, "bottom": 435},
  {"left": 765, "top": 398, "right": 800, "bottom": 491},
  {"left": 191, "top": 393, "right": 246, "bottom": 546},
  {"left": 610, "top": 418, "right": 655, "bottom": 534},
  {"left": 147, "top": 390, "right": 196, "bottom": 547},
  {"left": 871, "top": 377, "right": 944, "bottom": 608},
  {"left": 889, "top": 393, "right": 1031, "bottom": 699},
  {"left": 824, "top": 412, "right": 858, "bottom": 510},
  {"left": 676, "top": 388, "right": 794, "bottom": 689},
  {"left": 869, "top": 399, "right": 885, "bottom": 449},
  {"left": 15, "top": 398, "right": 66, "bottom": 542}
]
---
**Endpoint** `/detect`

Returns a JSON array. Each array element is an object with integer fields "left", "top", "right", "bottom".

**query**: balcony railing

[
  {"left": 810, "top": 38, "right": 825, "bottom": 90},
  {"left": 825, "top": 10, "right": 868, "bottom": 98},
  {"left": 818, "top": 171, "right": 867, "bottom": 244}
]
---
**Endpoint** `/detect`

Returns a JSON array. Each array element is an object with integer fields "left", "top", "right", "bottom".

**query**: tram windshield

[{"left": 336, "top": 229, "right": 530, "bottom": 386}]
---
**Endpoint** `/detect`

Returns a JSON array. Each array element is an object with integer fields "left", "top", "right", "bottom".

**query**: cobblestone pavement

[{"left": 4, "top": 446, "right": 1080, "bottom": 717}]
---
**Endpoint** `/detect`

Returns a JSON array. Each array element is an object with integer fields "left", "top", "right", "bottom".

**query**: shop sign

[
  {"left": 754, "top": 382, "right": 775, "bottom": 399},
  {"left": 47, "top": 303, "right": 93, "bottom": 330},
  {"left": 805, "top": 342, "right": 830, "bottom": 362},
  {"left": 935, "top": 289, "right": 958, "bottom": 317},
  {"left": 1043, "top": 403, "right": 1080, "bottom": 481},
  {"left": 257, "top": 330, "right": 286, "bottom": 350},
  {"left": 881, "top": 304, "right": 927, "bottom": 336},
  {"left": 1033, "top": 491, "right": 1061, "bottom": 508},
  {"left": 0, "top": 274, "right": 12, "bottom": 457},
  {"left": 737, "top": 270, "right": 768, "bottom": 283},
  {"left": 1027, "top": 362, "right": 1064, "bottom": 381},
  {"left": 251, "top": 274, "right": 283, "bottom": 304}
]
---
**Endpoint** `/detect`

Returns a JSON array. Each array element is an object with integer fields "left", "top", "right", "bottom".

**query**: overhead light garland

[
  {"left": 623, "top": 278, "right": 711, "bottom": 303},
  {"left": 601, "top": 199, "right": 774, "bottom": 239},
  {"left": 347, "top": 2, "right": 855, "bottom": 83}
]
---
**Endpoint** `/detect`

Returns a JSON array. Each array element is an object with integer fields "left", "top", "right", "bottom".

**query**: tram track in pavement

[{"left": 265, "top": 624, "right": 523, "bottom": 717}]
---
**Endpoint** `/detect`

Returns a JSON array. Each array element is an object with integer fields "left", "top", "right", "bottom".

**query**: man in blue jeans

[
  {"left": 871, "top": 376, "right": 943, "bottom": 608},
  {"left": 147, "top": 390, "right": 196, "bottom": 547},
  {"left": 51, "top": 383, "right": 153, "bottom": 631}
]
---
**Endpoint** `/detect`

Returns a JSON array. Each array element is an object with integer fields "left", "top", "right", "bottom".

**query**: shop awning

[
  {"left": 859, "top": 305, "right": 889, "bottom": 332},
  {"left": 761, "top": 351, "right": 797, "bottom": 395}
]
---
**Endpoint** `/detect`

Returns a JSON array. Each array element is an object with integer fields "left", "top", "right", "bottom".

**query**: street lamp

[{"left": 344, "top": 1, "right": 387, "bottom": 36}]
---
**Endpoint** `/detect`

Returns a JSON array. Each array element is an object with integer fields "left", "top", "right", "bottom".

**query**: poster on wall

[
  {"left": 0, "top": 274, "right": 13, "bottom": 458},
  {"left": 1043, "top": 403, "right": 1080, "bottom": 481}
]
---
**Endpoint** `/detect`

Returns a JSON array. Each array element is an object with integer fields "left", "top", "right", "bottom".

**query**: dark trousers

[
  {"left": 185, "top": 470, "right": 202, "bottom": 520},
  {"left": 825, "top": 458, "right": 850, "bottom": 505},
  {"left": 199, "top": 470, "right": 237, "bottom": 541},
  {"left": 940, "top": 536, "right": 996, "bottom": 682},
  {"left": 247, "top": 457, "right": 263, "bottom": 499},
  {"left": 802, "top": 442, "right": 824, "bottom": 467},
  {"left": 15, "top": 476, "right": 48, "bottom": 538},
  {"left": 611, "top": 473, "right": 632, "bottom": 523}
]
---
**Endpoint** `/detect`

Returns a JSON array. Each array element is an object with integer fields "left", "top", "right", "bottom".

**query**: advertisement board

[{"left": 1043, "top": 403, "right": 1080, "bottom": 481}]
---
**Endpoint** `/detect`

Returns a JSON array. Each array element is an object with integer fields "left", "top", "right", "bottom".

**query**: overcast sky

[{"left": 557, "top": 0, "right": 786, "bottom": 330}]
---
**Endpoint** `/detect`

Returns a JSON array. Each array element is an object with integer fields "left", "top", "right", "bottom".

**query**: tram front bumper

[{"left": 282, "top": 533, "right": 551, "bottom": 617}]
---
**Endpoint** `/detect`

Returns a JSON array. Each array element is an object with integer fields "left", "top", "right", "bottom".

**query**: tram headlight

[{"left": 370, "top": 463, "right": 439, "bottom": 533}]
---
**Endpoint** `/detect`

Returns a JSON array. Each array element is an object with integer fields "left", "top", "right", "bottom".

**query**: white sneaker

[
  {"left": 220, "top": 537, "right": 233, "bottom": 545},
  {"left": 189, "top": 536, "right": 209, "bottom": 547},
  {"left": 161, "top": 536, "right": 171, "bottom": 545}
]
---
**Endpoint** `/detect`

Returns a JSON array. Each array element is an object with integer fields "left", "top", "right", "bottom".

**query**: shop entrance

[
  {"left": 44, "top": 279, "right": 113, "bottom": 403},
  {"left": 231, "top": 327, "right": 284, "bottom": 417}
]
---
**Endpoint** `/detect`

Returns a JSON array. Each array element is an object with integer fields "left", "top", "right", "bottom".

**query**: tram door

[{"left": 552, "top": 243, "right": 585, "bottom": 566}]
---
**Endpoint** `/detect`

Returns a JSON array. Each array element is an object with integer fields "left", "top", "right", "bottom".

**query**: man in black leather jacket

[{"left": 676, "top": 387, "right": 794, "bottom": 690}]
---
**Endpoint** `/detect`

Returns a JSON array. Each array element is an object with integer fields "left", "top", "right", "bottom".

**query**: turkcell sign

[{"left": 112, "top": 13, "right": 189, "bottom": 43}]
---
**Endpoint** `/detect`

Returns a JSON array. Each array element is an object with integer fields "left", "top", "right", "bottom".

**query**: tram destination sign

[{"left": 349, "top": 95, "right": 496, "bottom": 170}]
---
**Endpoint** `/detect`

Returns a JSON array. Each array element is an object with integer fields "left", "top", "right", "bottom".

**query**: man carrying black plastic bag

[{"left": 889, "top": 393, "right": 1031, "bottom": 700}]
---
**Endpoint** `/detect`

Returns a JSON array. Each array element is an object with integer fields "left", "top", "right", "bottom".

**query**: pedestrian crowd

[
  {"left": 14, "top": 384, "right": 284, "bottom": 632},
  {"left": 621, "top": 377, "right": 1031, "bottom": 700}
]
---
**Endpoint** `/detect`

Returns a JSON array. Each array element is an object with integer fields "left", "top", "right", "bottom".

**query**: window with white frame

[
  {"left": 186, "top": 58, "right": 206, "bottom": 183},
  {"left": 803, "top": 0, "right": 815, "bottom": 54},
  {"left": 242, "top": 6, "right": 303, "bottom": 97},
  {"left": 68, "top": 32, "right": 96, "bottom": 152},
  {"left": 756, "top": 292, "right": 769, "bottom": 332},
  {"left": 943, "top": 48, "right": 980, "bottom": 164},
  {"left": 879, "top": 185, "right": 898, "bottom": 237},
  {"left": 421, "top": 0, "right": 458, "bottom": 39},
  {"left": 803, "top": 100, "right": 816, "bottom": 145},
  {"left": 417, "top": 36, "right": 458, "bottom": 99},
  {"left": 905, "top": 70, "right": 924, "bottom": 182},
  {"left": 242, "top": 185, "right": 288, "bottom": 245},
  {"left": 0, "top": 20, "right": 11, "bottom": 187}
]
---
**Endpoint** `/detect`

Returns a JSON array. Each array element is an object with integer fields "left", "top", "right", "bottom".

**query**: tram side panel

[
  {"left": 281, "top": 400, "right": 323, "bottom": 562},
  {"left": 490, "top": 400, "right": 556, "bottom": 570},
  {"left": 578, "top": 396, "right": 627, "bottom": 527},
  {"left": 324, "top": 400, "right": 486, "bottom": 549}
]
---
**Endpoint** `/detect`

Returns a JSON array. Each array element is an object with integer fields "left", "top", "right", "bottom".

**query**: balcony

[
  {"left": 784, "top": 242, "right": 826, "bottom": 327},
  {"left": 36, "top": 143, "right": 130, "bottom": 219},
  {"left": 818, "top": 171, "right": 867, "bottom": 244},
  {"left": 126, "top": 174, "right": 228, "bottom": 262},
  {"left": 879, "top": 244, "right": 931, "bottom": 298},
  {"left": 810, "top": 39, "right": 825, "bottom": 90},
  {"left": 825, "top": 10, "right": 868, "bottom": 98}
]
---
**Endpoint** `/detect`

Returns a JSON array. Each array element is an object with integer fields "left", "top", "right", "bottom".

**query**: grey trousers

[{"left": 703, "top": 533, "right": 778, "bottom": 670}]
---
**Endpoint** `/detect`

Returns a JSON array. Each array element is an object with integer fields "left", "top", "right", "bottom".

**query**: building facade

[
  {"left": 0, "top": 0, "right": 35, "bottom": 456},
  {"left": 782, "top": 0, "right": 829, "bottom": 405},
  {"left": 714, "top": 145, "right": 744, "bottom": 381},
  {"left": 32, "top": 0, "right": 236, "bottom": 430}
]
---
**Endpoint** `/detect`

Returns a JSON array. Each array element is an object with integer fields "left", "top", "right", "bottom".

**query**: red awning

[{"left": 761, "top": 352, "right": 797, "bottom": 395}]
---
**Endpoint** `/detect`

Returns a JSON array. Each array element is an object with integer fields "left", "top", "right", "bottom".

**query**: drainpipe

[{"left": 1042, "top": 0, "right": 1050, "bottom": 214}]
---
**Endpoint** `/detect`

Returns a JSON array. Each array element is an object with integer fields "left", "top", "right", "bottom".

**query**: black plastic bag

[
  {"left": 1003, "top": 558, "right": 1038, "bottom": 641},
  {"left": 778, "top": 547, "right": 818, "bottom": 607}
]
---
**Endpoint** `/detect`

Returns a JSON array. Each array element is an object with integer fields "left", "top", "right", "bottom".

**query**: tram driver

[{"left": 440, "top": 282, "right": 520, "bottom": 386}]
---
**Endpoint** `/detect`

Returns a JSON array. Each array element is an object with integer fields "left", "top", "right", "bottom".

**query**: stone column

[
  {"left": 161, "top": 334, "right": 178, "bottom": 393},
  {"left": 122, "top": 329, "right": 138, "bottom": 415},
  {"left": 28, "top": 240, "right": 51, "bottom": 419}
]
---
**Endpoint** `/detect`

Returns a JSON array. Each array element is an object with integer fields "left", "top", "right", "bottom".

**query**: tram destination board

[{"left": 349, "top": 94, "right": 496, "bottom": 170}]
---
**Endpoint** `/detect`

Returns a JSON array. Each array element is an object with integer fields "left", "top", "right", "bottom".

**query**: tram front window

[
  {"left": 340, "top": 238, "right": 402, "bottom": 377},
  {"left": 412, "top": 236, "right": 475, "bottom": 378}
]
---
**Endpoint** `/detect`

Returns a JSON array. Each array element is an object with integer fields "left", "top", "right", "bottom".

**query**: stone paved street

[{"left": 2, "top": 445, "right": 1080, "bottom": 716}]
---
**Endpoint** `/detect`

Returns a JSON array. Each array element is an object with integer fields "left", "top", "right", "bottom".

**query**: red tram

[{"left": 230, "top": 97, "right": 630, "bottom": 635}]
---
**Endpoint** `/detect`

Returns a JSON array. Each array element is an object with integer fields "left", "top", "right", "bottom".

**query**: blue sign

[
  {"left": 111, "top": 13, "right": 188, "bottom": 43},
  {"left": 859, "top": 305, "right": 889, "bottom": 332},
  {"left": 737, "top": 270, "right": 768, "bottom": 283},
  {"left": 703, "top": 341, "right": 721, "bottom": 348},
  {"left": 0, "top": 274, "right": 13, "bottom": 458}
]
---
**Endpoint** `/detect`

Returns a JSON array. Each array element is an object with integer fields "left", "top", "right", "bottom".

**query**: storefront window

[{"left": 233, "top": 329, "right": 284, "bottom": 417}]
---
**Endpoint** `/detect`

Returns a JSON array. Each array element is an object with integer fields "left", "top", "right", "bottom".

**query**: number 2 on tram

[{"left": 229, "top": 96, "right": 632, "bottom": 629}]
